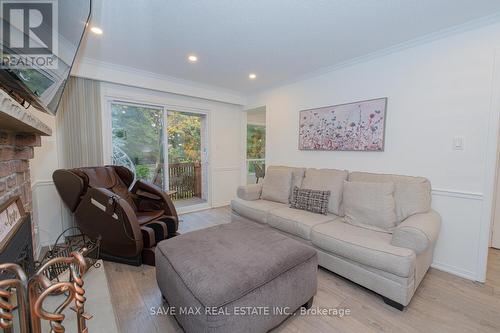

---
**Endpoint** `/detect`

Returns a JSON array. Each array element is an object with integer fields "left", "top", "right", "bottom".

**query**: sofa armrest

[
  {"left": 237, "top": 184, "right": 263, "bottom": 201},
  {"left": 390, "top": 210, "right": 441, "bottom": 254}
]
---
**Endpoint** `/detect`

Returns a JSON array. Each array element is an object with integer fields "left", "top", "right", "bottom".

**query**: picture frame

[
  {"left": 298, "top": 97, "right": 388, "bottom": 151},
  {"left": 0, "top": 196, "right": 26, "bottom": 254}
]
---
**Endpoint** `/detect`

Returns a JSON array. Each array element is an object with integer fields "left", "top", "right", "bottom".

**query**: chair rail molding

[{"left": 431, "top": 188, "right": 483, "bottom": 201}]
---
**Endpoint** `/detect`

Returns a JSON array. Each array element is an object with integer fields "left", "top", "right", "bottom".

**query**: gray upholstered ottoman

[{"left": 155, "top": 220, "right": 318, "bottom": 333}]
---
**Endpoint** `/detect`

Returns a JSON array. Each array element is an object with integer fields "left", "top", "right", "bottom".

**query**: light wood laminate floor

[{"left": 104, "top": 206, "right": 500, "bottom": 333}]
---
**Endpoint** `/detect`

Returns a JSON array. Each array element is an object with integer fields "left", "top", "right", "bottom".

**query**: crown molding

[
  {"left": 249, "top": 12, "right": 500, "bottom": 97},
  {"left": 71, "top": 57, "right": 247, "bottom": 106},
  {"left": 72, "top": 12, "right": 500, "bottom": 105}
]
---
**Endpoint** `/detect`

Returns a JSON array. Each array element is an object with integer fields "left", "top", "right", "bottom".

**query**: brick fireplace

[
  {"left": 0, "top": 132, "right": 41, "bottom": 211},
  {"left": 0, "top": 89, "right": 51, "bottom": 267}
]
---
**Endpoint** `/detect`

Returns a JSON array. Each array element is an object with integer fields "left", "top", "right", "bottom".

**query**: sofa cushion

[
  {"left": 290, "top": 186, "right": 330, "bottom": 215},
  {"left": 349, "top": 172, "right": 431, "bottom": 222},
  {"left": 231, "top": 198, "right": 287, "bottom": 224},
  {"left": 311, "top": 220, "right": 416, "bottom": 277},
  {"left": 267, "top": 166, "right": 306, "bottom": 202},
  {"left": 261, "top": 168, "right": 293, "bottom": 204},
  {"left": 343, "top": 181, "right": 398, "bottom": 233},
  {"left": 268, "top": 207, "right": 337, "bottom": 240},
  {"left": 301, "top": 168, "right": 348, "bottom": 216}
]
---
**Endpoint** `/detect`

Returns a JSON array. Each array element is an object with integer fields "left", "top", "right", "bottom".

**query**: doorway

[
  {"left": 492, "top": 174, "right": 500, "bottom": 249},
  {"left": 488, "top": 126, "right": 500, "bottom": 289},
  {"left": 245, "top": 107, "right": 266, "bottom": 184},
  {"left": 110, "top": 101, "right": 209, "bottom": 210}
]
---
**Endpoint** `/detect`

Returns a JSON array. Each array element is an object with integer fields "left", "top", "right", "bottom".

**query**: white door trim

[{"left": 478, "top": 47, "right": 500, "bottom": 282}]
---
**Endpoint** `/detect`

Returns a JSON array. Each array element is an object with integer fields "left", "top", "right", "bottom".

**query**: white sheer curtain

[
  {"left": 56, "top": 76, "right": 104, "bottom": 230},
  {"left": 56, "top": 76, "right": 103, "bottom": 168}
]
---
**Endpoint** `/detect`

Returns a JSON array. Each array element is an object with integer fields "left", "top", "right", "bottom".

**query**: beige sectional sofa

[{"left": 230, "top": 166, "right": 441, "bottom": 310}]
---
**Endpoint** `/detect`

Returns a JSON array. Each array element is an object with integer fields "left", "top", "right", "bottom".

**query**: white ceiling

[{"left": 78, "top": 0, "right": 500, "bottom": 94}]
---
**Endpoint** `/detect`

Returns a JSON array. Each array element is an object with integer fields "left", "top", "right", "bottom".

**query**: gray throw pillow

[
  {"left": 261, "top": 168, "right": 293, "bottom": 204},
  {"left": 348, "top": 171, "right": 431, "bottom": 222},
  {"left": 343, "top": 181, "right": 398, "bottom": 233},
  {"left": 290, "top": 186, "right": 331, "bottom": 215}
]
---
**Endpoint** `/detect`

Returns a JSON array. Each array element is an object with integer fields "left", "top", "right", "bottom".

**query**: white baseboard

[
  {"left": 177, "top": 203, "right": 211, "bottom": 215},
  {"left": 212, "top": 201, "right": 231, "bottom": 208},
  {"left": 431, "top": 261, "right": 477, "bottom": 281}
]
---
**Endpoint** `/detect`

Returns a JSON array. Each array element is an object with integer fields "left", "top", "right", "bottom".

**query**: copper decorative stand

[
  {"left": 0, "top": 251, "right": 91, "bottom": 333},
  {"left": 0, "top": 263, "right": 28, "bottom": 333},
  {"left": 36, "top": 227, "right": 100, "bottom": 282}
]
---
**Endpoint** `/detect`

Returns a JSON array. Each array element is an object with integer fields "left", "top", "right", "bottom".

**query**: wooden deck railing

[{"left": 168, "top": 162, "right": 202, "bottom": 200}]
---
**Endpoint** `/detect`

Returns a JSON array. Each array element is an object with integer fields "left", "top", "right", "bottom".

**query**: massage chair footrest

[
  {"left": 140, "top": 220, "right": 169, "bottom": 248},
  {"left": 99, "top": 220, "right": 175, "bottom": 267}
]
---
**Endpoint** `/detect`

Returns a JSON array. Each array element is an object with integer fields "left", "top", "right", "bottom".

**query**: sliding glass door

[
  {"left": 110, "top": 101, "right": 208, "bottom": 209},
  {"left": 166, "top": 111, "right": 207, "bottom": 207},
  {"left": 111, "top": 102, "right": 165, "bottom": 188}
]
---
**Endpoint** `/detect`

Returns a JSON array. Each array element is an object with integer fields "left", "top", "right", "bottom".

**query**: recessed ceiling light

[
  {"left": 188, "top": 55, "right": 198, "bottom": 62},
  {"left": 249, "top": 73, "right": 257, "bottom": 80},
  {"left": 90, "top": 26, "right": 103, "bottom": 35}
]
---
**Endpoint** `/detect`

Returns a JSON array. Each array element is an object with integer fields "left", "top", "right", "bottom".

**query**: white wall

[
  {"left": 247, "top": 107, "right": 266, "bottom": 125},
  {"left": 29, "top": 111, "right": 64, "bottom": 254},
  {"left": 29, "top": 112, "right": 58, "bottom": 183},
  {"left": 247, "top": 22, "right": 500, "bottom": 281}
]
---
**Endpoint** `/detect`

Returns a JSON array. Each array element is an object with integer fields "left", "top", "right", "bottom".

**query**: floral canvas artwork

[{"left": 299, "top": 98, "right": 387, "bottom": 151}]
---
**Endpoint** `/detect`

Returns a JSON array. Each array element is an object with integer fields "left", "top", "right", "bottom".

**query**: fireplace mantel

[
  {"left": 0, "top": 89, "right": 52, "bottom": 136},
  {"left": 1, "top": 88, "right": 52, "bottom": 212}
]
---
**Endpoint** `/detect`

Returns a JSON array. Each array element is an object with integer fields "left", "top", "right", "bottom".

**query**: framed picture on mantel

[
  {"left": 298, "top": 97, "right": 387, "bottom": 151},
  {"left": 0, "top": 196, "right": 26, "bottom": 253}
]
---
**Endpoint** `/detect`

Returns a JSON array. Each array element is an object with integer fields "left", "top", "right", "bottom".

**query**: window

[
  {"left": 111, "top": 102, "right": 165, "bottom": 188},
  {"left": 246, "top": 123, "right": 266, "bottom": 184}
]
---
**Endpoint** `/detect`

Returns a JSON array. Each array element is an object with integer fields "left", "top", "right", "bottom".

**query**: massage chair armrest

[
  {"left": 132, "top": 180, "right": 168, "bottom": 202},
  {"left": 390, "top": 210, "right": 441, "bottom": 254},
  {"left": 237, "top": 184, "right": 263, "bottom": 201},
  {"left": 81, "top": 187, "right": 143, "bottom": 241},
  {"left": 132, "top": 180, "right": 179, "bottom": 231}
]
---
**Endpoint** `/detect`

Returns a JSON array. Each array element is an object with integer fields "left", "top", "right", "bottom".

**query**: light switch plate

[{"left": 453, "top": 136, "right": 464, "bottom": 150}]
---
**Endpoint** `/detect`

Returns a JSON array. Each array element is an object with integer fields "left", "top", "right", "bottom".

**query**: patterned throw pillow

[{"left": 290, "top": 186, "right": 331, "bottom": 215}]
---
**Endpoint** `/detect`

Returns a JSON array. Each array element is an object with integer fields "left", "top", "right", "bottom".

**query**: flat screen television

[{"left": 0, "top": 0, "right": 91, "bottom": 114}]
